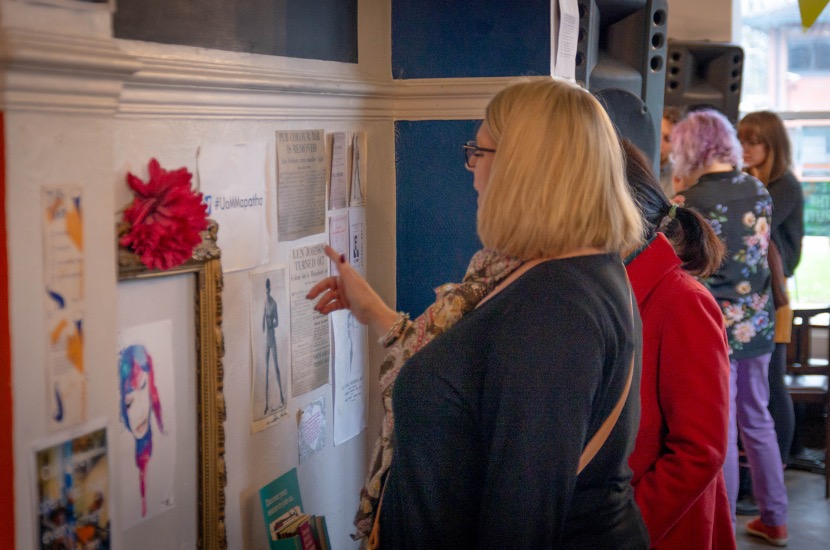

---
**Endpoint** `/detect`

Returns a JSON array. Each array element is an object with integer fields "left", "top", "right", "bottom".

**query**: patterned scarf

[{"left": 352, "top": 248, "right": 523, "bottom": 541}]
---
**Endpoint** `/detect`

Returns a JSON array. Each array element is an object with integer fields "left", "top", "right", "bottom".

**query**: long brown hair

[{"left": 738, "top": 111, "right": 792, "bottom": 184}]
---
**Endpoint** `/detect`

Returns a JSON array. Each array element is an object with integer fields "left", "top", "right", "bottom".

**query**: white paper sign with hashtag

[{"left": 198, "top": 143, "right": 270, "bottom": 272}]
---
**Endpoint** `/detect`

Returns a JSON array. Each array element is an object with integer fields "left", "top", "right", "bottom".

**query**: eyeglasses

[{"left": 463, "top": 141, "right": 496, "bottom": 168}]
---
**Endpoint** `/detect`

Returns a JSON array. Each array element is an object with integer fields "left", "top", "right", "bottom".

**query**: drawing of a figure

[
  {"left": 346, "top": 312, "right": 356, "bottom": 373},
  {"left": 351, "top": 136, "right": 364, "bottom": 205},
  {"left": 352, "top": 235, "right": 360, "bottom": 262},
  {"left": 118, "top": 345, "right": 163, "bottom": 517},
  {"left": 262, "top": 278, "right": 285, "bottom": 413}
]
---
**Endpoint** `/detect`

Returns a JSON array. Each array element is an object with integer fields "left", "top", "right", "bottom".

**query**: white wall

[
  {"left": 3, "top": 1, "right": 397, "bottom": 548},
  {"left": 668, "top": 0, "right": 739, "bottom": 42}
]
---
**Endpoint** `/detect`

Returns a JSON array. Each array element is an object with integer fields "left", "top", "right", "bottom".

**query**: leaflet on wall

[
  {"left": 331, "top": 308, "right": 367, "bottom": 446},
  {"left": 249, "top": 267, "right": 290, "bottom": 433},
  {"left": 553, "top": 0, "right": 579, "bottom": 81},
  {"left": 32, "top": 422, "right": 110, "bottom": 550},
  {"left": 298, "top": 397, "right": 326, "bottom": 464},
  {"left": 198, "top": 143, "right": 269, "bottom": 272},
  {"left": 277, "top": 130, "right": 327, "bottom": 241},
  {"left": 348, "top": 206, "right": 366, "bottom": 276},
  {"left": 350, "top": 132, "right": 366, "bottom": 206},
  {"left": 289, "top": 243, "right": 331, "bottom": 396},
  {"left": 328, "top": 131, "right": 349, "bottom": 211},
  {"left": 116, "top": 320, "right": 177, "bottom": 529},
  {"left": 327, "top": 210, "right": 349, "bottom": 276},
  {"left": 42, "top": 186, "right": 87, "bottom": 432}
]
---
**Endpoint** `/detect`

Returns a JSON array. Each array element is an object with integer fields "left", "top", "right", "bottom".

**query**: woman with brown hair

[{"left": 738, "top": 111, "right": 805, "bottom": 466}]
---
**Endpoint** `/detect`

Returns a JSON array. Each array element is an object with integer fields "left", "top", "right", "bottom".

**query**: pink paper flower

[{"left": 120, "top": 159, "right": 208, "bottom": 271}]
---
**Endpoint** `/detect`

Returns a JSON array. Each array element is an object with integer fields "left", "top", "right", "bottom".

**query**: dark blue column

[
  {"left": 393, "top": 0, "right": 550, "bottom": 315},
  {"left": 394, "top": 120, "right": 482, "bottom": 316},
  {"left": 392, "top": 1, "right": 550, "bottom": 79}
]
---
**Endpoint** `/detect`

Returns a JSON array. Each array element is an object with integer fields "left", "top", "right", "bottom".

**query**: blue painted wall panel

[
  {"left": 395, "top": 120, "right": 483, "bottom": 316},
  {"left": 392, "top": 0, "right": 550, "bottom": 79}
]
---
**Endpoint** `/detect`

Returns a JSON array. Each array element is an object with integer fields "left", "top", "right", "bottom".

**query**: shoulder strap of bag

[
  {"left": 577, "top": 279, "right": 635, "bottom": 475},
  {"left": 367, "top": 486, "right": 384, "bottom": 550}
]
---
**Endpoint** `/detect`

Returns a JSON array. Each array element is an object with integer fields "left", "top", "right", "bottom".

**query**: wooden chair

[{"left": 785, "top": 304, "right": 830, "bottom": 498}]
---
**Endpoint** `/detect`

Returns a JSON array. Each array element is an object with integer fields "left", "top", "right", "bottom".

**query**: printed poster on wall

[
  {"left": 348, "top": 206, "right": 366, "bottom": 276},
  {"left": 331, "top": 309, "right": 367, "bottom": 445},
  {"left": 350, "top": 132, "right": 365, "bottom": 206},
  {"left": 42, "top": 186, "right": 87, "bottom": 431},
  {"left": 288, "top": 243, "right": 331, "bottom": 396},
  {"left": 198, "top": 143, "right": 269, "bottom": 272},
  {"left": 33, "top": 423, "right": 110, "bottom": 550},
  {"left": 117, "top": 320, "right": 177, "bottom": 529},
  {"left": 554, "top": 0, "right": 579, "bottom": 81},
  {"left": 277, "top": 130, "right": 327, "bottom": 241},
  {"left": 328, "top": 131, "right": 349, "bottom": 211},
  {"left": 249, "top": 267, "right": 290, "bottom": 433},
  {"left": 327, "top": 210, "right": 349, "bottom": 276}
]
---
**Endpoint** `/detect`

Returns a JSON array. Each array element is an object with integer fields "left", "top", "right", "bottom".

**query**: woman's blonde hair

[{"left": 477, "top": 79, "right": 643, "bottom": 259}]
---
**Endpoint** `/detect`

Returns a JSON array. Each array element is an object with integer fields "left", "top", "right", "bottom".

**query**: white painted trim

[
  {"left": 393, "top": 76, "right": 548, "bottom": 120},
  {"left": 0, "top": 28, "right": 141, "bottom": 114},
  {"left": 118, "top": 53, "right": 396, "bottom": 120},
  {"left": 1, "top": 28, "right": 549, "bottom": 119}
]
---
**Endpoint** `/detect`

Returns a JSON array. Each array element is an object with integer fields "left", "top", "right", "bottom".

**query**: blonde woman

[{"left": 317, "top": 79, "right": 647, "bottom": 549}]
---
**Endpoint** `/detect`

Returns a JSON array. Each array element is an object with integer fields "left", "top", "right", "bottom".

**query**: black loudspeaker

[
  {"left": 664, "top": 40, "right": 744, "bottom": 123},
  {"left": 574, "top": 0, "right": 669, "bottom": 173}
]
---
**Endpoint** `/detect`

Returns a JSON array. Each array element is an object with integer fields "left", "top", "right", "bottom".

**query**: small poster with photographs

[{"left": 33, "top": 424, "right": 110, "bottom": 550}]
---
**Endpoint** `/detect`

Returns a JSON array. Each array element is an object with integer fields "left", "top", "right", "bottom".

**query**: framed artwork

[{"left": 117, "top": 220, "right": 226, "bottom": 549}]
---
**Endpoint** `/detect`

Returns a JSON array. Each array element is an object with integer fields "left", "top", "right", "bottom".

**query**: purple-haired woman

[
  {"left": 119, "top": 344, "right": 164, "bottom": 517},
  {"left": 671, "top": 110, "right": 788, "bottom": 547}
]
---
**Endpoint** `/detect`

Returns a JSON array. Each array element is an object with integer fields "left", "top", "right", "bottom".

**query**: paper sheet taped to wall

[{"left": 277, "top": 130, "right": 327, "bottom": 242}]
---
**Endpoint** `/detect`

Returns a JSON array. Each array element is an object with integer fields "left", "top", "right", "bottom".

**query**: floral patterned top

[{"left": 675, "top": 170, "right": 775, "bottom": 359}]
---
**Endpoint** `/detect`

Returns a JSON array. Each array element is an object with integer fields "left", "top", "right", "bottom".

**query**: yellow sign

[{"left": 799, "top": 0, "right": 830, "bottom": 29}]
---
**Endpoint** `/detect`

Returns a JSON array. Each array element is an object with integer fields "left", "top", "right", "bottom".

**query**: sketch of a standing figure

[
  {"left": 350, "top": 134, "right": 364, "bottom": 205},
  {"left": 262, "top": 278, "right": 285, "bottom": 413},
  {"left": 346, "top": 312, "right": 356, "bottom": 373}
]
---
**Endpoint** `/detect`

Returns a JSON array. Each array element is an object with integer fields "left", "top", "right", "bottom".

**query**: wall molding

[
  {"left": 394, "top": 76, "right": 547, "bottom": 120},
  {"left": 0, "top": 28, "right": 543, "bottom": 120},
  {"left": 0, "top": 28, "right": 141, "bottom": 114}
]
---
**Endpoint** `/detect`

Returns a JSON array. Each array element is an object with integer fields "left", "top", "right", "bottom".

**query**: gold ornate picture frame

[{"left": 118, "top": 220, "right": 226, "bottom": 549}]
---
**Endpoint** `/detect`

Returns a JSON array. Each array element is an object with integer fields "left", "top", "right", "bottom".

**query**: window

[
  {"left": 788, "top": 39, "right": 830, "bottom": 73},
  {"left": 741, "top": 0, "right": 830, "bottom": 304}
]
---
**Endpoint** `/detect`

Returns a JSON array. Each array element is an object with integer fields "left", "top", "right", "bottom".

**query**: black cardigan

[
  {"left": 381, "top": 254, "right": 647, "bottom": 549},
  {"left": 768, "top": 170, "right": 804, "bottom": 277}
]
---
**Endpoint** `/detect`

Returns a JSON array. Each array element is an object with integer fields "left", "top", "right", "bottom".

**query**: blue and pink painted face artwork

[{"left": 118, "top": 344, "right": 163, "bottom": 517}]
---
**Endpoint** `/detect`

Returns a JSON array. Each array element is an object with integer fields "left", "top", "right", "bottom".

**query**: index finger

[
  {"left": 306, "top": 276, "right": 336, "bottom": 299},
  {"left": 324, "top": 245, "right": 346, "bottom": 264}
]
